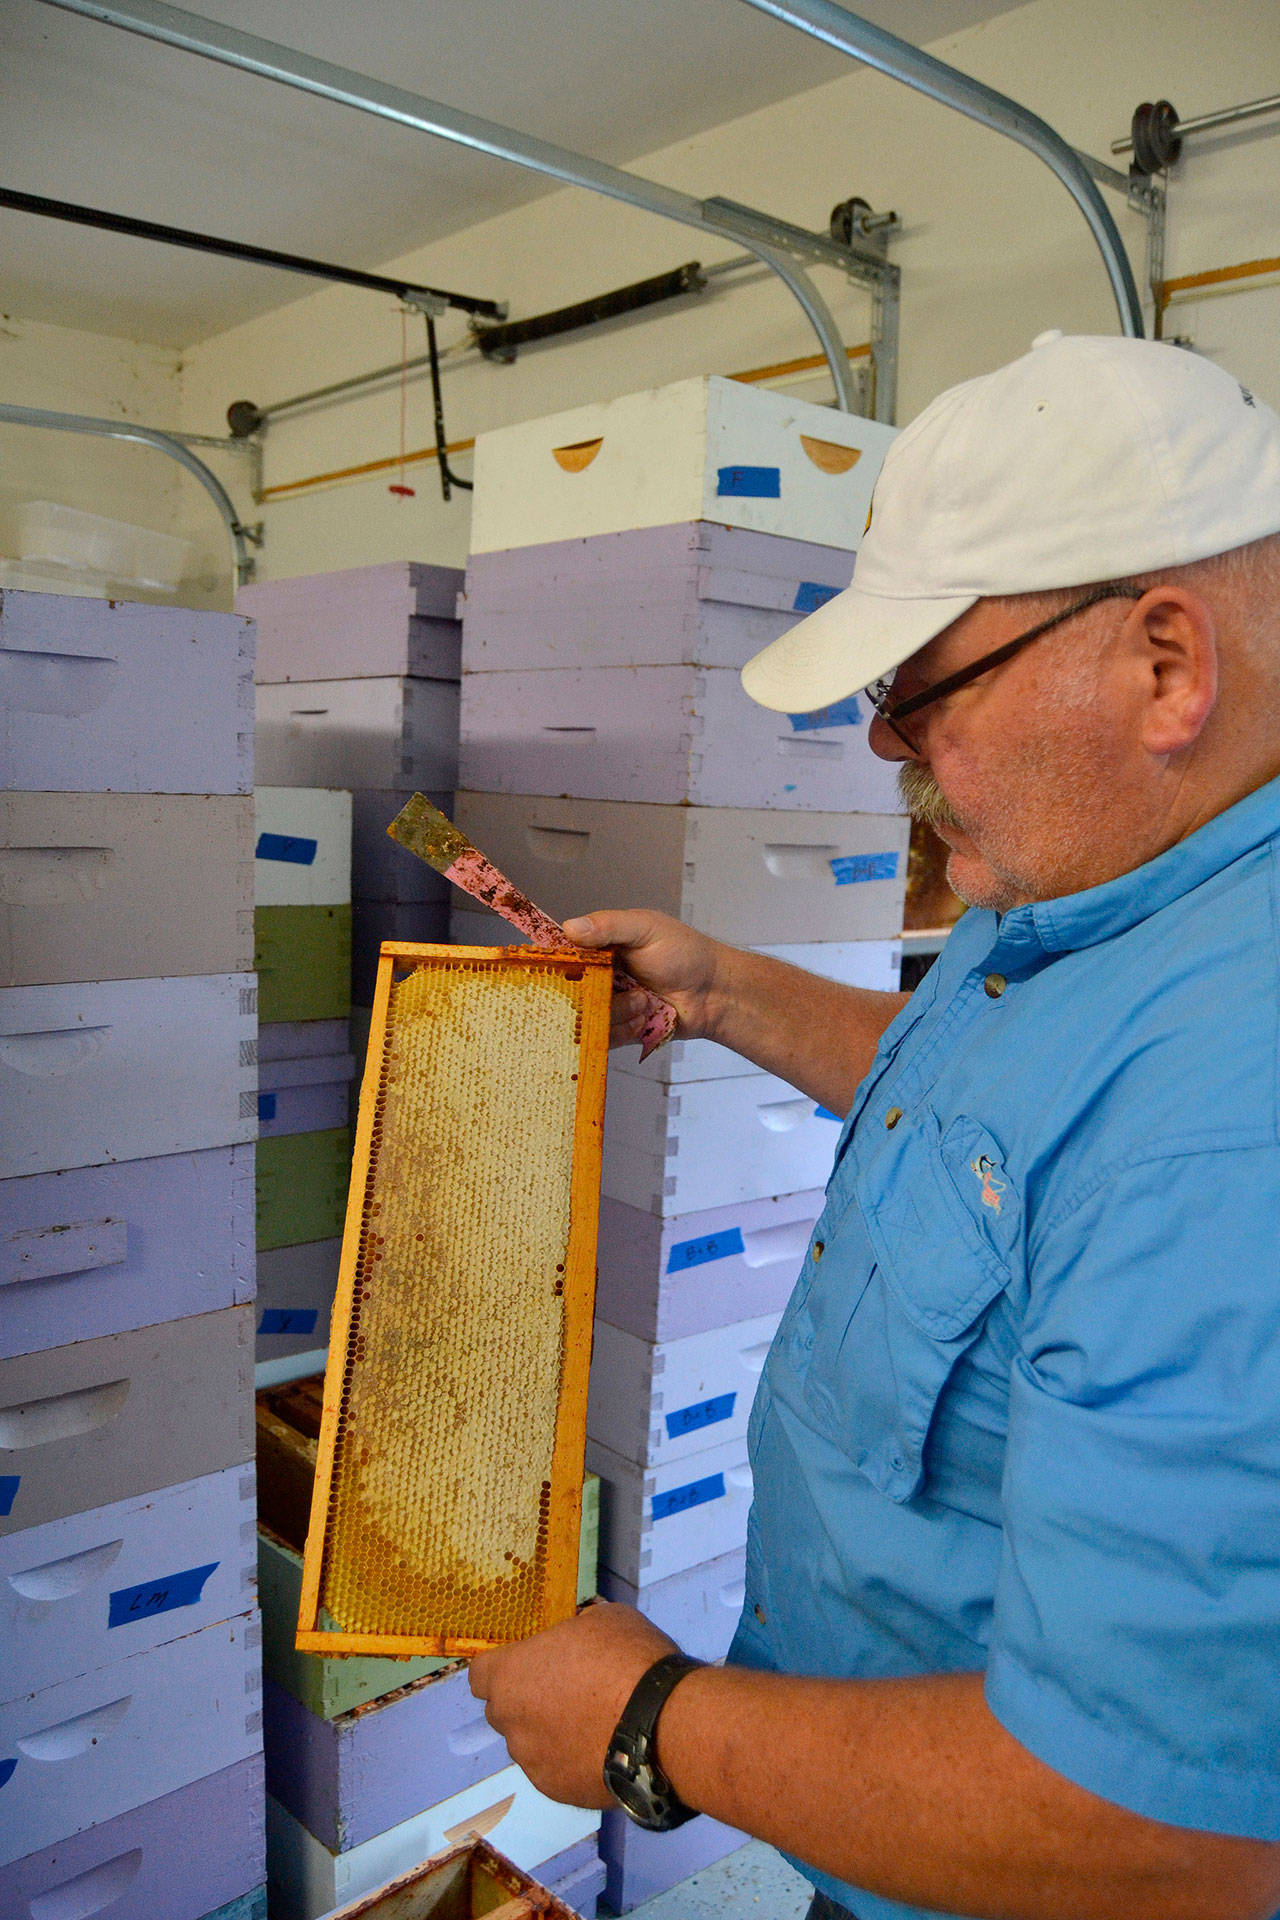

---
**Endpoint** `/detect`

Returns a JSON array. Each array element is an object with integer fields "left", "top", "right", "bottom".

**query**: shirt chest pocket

[{"left": 803, "top": 1111, "right": 1021, "bottom": 1502}]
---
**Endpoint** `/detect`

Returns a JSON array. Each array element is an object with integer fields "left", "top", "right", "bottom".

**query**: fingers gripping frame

[{"left": 297, "top": 943, "right": 613, "bottom": 1657}]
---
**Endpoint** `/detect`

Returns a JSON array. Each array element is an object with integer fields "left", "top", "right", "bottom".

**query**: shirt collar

[{"left": 986, "top": 771, "right": 1280, "bottom": 960}]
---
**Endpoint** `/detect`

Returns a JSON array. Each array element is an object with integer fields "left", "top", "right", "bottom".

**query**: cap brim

[{"left": 741, "top": 581, "right": 979, "bottom": 714}]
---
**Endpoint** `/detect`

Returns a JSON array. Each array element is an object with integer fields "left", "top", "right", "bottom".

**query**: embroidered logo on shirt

[{"left": 970, "top": 1153, "right": 1006, "bottom": 1214}]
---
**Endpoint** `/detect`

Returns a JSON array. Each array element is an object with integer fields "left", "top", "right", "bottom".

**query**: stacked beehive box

[
  {"left": 240, "top": 561, "right": 463, "bottom": 1018},
  {"left": 252, "top": 785, "right": 356, "bottom": 1383},
  {"left": 457, "top": 375, "right": 905, "bottom": 1910},
  {"left": 0, "top": 591, "right": 265, "bottom": 1920},
  {"left": 256, "top": 1378, "right": 607, "bottom": 1920}
]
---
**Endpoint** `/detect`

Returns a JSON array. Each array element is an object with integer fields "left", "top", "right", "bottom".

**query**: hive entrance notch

[{"left": 297, "top": 942, "right": 613, "bottom": 1658}]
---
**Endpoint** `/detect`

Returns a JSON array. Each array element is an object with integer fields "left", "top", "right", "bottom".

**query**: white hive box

[
  {"left": 1, "top": 1463, "right": 257, "bottom": 1696},
  {"left": 595, "top": 1189, "right": 823, "bottom": 1343},
  {"left": 255, "top": 789, "right": 352, "bottom": 907},
  {"left": 0, "top": 592, "right": 254, "bottom": 795},
  {"left": 459, "top": 521, "right": 854, "bottom": 674},
  {"left": 0, "top": 1304, "right": 255, "bottom": 1535},
  {"left": 238, "top": 561, "right": 462, "bottom": 684},
  {"left": 255, "top": 678, "right": 459, "bottom": 792},
  {"left": 603, "top": 1067, "right": 842, "bottom": 1216},
  {"left": 588, "top": 1313, "right": 779, "bottom": 1469},
  {"left": 0, "top": 973, "right": 258, "bottom": 1179},
  {"left": 600, "top": 1547, "right": 748, "bottom": 1664},
  {"left": 459, "top": 667, "right": 899, "bottom": 812},
  {"left": 586, "top": 1434, "right": 752, "bottom": 1586},
  {"left": 0, "top": 793, "right": 254, "bottom": 987},
  {"left": 266, "top": 1770, "right": 600, "bottom": 1920},
  {"left": 0, "top": 1609, "right": 262, "bottom": 1866},
  {"left": 615, "top": 938, "right": 902, "bottom": 1084},
  {"left": 469, "top": 375, "right": 896, "bottom": 553},
  {"left": 0, "top": 1145, "right": 255, "bottom": 1360},
  {"left": 455, "top": 793, "right": 909, "bottom": 946}
]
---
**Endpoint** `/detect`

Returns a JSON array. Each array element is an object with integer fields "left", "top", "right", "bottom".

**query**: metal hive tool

[{"left": 297, "top": 942, "right": 613, "bottom": 1657}]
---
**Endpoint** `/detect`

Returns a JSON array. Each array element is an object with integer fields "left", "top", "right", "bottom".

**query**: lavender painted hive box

[
  {"left": 595, "top": 1189, "right": 821, "bottom": 1344},
  {"left": 0, "top": 1144, "right": 254, "bottom": 1360},
  {"left": 0, "top": 792, "right": 254, "bottom": 988},
  {"left": 239, "top": 561, "right": 462, "bottom": 685},
  {"left": 599, "top": 1804, "right": 746, "bottom": 1913},
  {"left": 0, "top": 1753, "right": 266, "bottom": 1920},
  {"left": 0, "top": 591, "right": 253, "bottom": 795},
  {"left": 257, "top": 1048, "right": 355, "bottom": 1139},
  {"left": 255, "top": 678, "right": 459, "bottom": 793},
  {"left": 351, "top": 788, "right": 451, "bottom": 902},
  {"left": 350, "top": 899, "right": 450, "bottom": 1006},
  {"left": 1, "top": 1462, "right": 257, "bottom": 1695},
  {"left": 0, "top": 1303, "right": 255, "bottom": 1535},
  {"left": 0, "top": 972, "right": 258, "bottom": 1180},
  {"left": 255, "top": 1238, "right": 342, "bottom": 1360},
  {"left": 0, "top": 1609, "right": 262, "bottom": 1866},
  {"left": 459, "top": 664, "right": 896, "bottom": 812},
  {"left": 460, "top": 520, "right": 854, "bottom": 673}
]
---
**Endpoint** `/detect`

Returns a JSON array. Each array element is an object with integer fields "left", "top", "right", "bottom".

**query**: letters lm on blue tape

[{"left": 107, "top": 1561, "right": 219, "bottom": 1629}]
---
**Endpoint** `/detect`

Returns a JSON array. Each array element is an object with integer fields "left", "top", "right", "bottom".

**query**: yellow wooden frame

[{"left": 296, "top": 942, "right": 612, "bottom": 1658}]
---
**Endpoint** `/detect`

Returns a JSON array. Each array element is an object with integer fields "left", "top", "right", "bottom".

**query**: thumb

[{"left": 561, "top": 913, "right": 610, "bottom": 947}]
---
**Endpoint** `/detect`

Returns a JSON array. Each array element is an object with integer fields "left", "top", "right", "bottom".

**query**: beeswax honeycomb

[{"left": 298, "top": 944, "right": 611, "bottom": 1657}]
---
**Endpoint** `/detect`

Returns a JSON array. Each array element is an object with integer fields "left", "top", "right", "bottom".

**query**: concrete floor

[{"left": 613, "top": 1839, "right": 813, "bottom": 1919}]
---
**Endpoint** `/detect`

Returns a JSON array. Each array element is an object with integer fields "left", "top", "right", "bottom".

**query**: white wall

[{"left": 0, "top": 314, "right": 201, "bottom": 583}]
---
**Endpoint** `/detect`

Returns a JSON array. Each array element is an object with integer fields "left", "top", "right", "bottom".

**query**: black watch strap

[{"left": 603, "top": 1651, "right": 705, "bottom": 1830}]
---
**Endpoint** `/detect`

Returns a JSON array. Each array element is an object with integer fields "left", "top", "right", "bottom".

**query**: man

[{"left": 470, "top": 334, "right": 1280, "bottom": 1920}]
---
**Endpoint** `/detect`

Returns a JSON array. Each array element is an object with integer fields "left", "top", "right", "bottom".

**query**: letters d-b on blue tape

[{"left": 652, "top": 1471, "right": 726, "bottom": 1522}]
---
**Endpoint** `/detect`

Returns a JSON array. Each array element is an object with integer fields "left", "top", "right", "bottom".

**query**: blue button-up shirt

[{"left": 729, "top": 774, "right": 1280, "bottom": 1920}]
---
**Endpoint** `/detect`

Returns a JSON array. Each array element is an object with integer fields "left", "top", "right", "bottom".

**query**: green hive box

[
  {"left": 258, "top": 1474, "right": 600, "bottom": 1719},
  {"left": 256, "top": 1127, "right": 352, "bottom": 1250},
  {"left": 255, "top": 902, "right": 352, "bottom": 1023}
]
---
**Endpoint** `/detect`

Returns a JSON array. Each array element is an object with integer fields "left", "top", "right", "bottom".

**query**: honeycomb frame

[{"left": 297, "top": 942, "right": 613, "bottom": 1657}]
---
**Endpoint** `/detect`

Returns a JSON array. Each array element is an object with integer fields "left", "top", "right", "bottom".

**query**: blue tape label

[
  {"left": 256, "top": 832, "right": 318, "bottom": 866},
  {"left": 0, "top": 1477, "right": 18, "bottom": 1517},
  {"left": 665, "top": 1392, "right": 736, "bottom": 1441},
  {"left": 717, "top": 464, "right": 781, "bottom": 499},
  {"left": 257, "top": 1092, "right": 277, "bottom": 1122},
  {"left": 830, "top": 851, "right": 899, "bottom": 886},
  {"left": 258, "top": 1308, "right": 319, "bottom": 1336},
  {"left": 666, "top": 1226, "right": 745, "bottom": 1274},
  {"left": 108, "top": 1561, "right": 219, "bottom": 1628},
  {"left": 0, "top": 1759, "right": 16, "bottom": 1791},
  {"left": 815, "top": 1106, "right": 842, "bottom": 1121},
  {"left": 651, "top": 1472, "right": 726, "bottom": 1522},
  {"left": 793, "top": 580, "right": 841, "bottom": 613},
  {"left": 789, "top": 695, "right": 863, "bottom": 732}
]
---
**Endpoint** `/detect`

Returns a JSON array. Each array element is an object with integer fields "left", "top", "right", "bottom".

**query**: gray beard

[{"left": 897, "top": 761, "right": 961, "bottom": 833}]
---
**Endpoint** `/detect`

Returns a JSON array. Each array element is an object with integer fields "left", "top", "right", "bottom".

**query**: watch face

[{"left": 603, "top": 1751, "right": 665, "bottom": 1826}]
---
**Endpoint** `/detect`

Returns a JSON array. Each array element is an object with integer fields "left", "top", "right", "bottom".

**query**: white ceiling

[{"left": 2, "top": 0, "right": 1027, "bottom": 348}]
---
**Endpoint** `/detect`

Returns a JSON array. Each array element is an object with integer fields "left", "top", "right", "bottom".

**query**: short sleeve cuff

[{"left": 985, "top": 1649, "right": 1280, "bottom": 1839}]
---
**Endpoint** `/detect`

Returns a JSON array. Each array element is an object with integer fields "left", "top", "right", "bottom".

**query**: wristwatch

[{"left": 602, "top": 1651, "right": 705, "bottom": 1830}]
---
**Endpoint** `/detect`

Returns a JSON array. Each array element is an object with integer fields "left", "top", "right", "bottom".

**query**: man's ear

[{"left": 1128, "top": 587, "right": 1219, "bottom": 756}]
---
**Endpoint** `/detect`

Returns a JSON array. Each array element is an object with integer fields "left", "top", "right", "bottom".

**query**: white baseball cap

[{"left": 741, "top": 332, "right": 1280, "bottom": 714}]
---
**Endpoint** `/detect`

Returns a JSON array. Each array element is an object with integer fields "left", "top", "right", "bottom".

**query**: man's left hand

[{"left": 468, "top": 1601, "right": 680, "bottom": 1808}]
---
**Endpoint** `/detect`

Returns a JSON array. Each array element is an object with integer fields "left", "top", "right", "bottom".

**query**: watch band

[{"left": 603, "top": 1651, "right": 705, "bottom": 1830}]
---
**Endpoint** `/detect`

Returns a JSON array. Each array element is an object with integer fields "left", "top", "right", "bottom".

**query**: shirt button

[
  {"left": 812, "top": 1240, "right": 824, "bottom": 1261},
  {"left": 984, "top": 973, "right": 1006, "bottom": 999},
  {"left": 754, "top": 1603, "right": 767, "bottom": 1626},
  {"left": 885, "top": 1107, "right": 902, "bottom": 1129}
]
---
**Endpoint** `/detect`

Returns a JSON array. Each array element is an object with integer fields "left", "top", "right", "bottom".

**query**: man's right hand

[{"left": 562, "top": 909, "right": 727, "bottom": 1050}]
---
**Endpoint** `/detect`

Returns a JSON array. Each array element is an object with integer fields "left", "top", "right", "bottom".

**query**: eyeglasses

[{"left": 865, "top": 586, "right": 1143, "bottom": 753}]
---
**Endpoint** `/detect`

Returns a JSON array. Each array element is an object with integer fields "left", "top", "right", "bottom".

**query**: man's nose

[{"left": 867, "top": 710, "right": 917, "bottom": 762}]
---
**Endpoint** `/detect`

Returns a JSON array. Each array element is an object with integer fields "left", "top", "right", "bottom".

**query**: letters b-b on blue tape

[
  {"left": 717, "top": 464, "right": 781, "bottom": 499},
  {"left": 830, "top": 851, "right": 899, "bottom": 886},
  {"left": 651, "top": 1472, "right": 726, "bottom": 1522},
  {"left": 107, "top": 1561, "right": 219, "bottom": 1628},
  {"left": 667, "top": 1226, "right": 745, "bottom": 1274}
]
